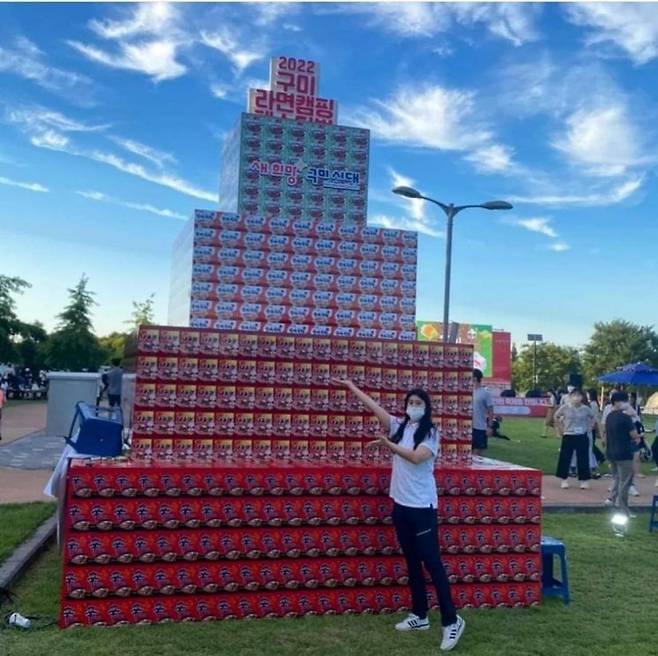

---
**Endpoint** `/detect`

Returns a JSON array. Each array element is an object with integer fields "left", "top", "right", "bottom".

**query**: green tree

[
  {"left": 125, "top": 293, "right": 155, "bottom": 332},
  {"left": 582, "top": 320, "right": 658, "bottom": 385},
  {"left": 99, "top": 331, "right": 128, "bottom": 362},
  {"left": 43, "top": 275, "right": 104, "bottom": 371},
  {"left": 512, "top": 342, "right": 581, "bottom": 392},
  {"left": 0, "top": 275, "right": 31, "bottom": 363},
  {"left": 16, "top": 321, "right": 48, "bottom": 372}
]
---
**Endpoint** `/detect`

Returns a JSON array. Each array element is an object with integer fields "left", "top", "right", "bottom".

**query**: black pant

[
  {"left": 556, "top": 433, "right": 591, "bottom": 480},
  {"left": 108, "top": 394, "right": 121, "bottom": 407},
  {"left": 592, "top": 427, "right": 606, "bottom": 464},
  {"left": 392, "top": 502, "right": 457, "bottom": 627}
]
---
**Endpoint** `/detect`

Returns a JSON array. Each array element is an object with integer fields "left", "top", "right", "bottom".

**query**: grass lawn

[
  {"left": 0, "top": 502, "right": 56, "bottom": 564},
  {"left": 1, "top": 512, "right": 656, "bottom": 656},
  {"left": 486, "top": 416, "right": 657, "bottom": 476}
]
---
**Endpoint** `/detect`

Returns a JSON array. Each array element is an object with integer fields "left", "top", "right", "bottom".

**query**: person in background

[
  {"left": 588, "top": 389, "right": 605, "bottom": 476},
  {"left": 560, "top": 385, "right": 575, "bottom": 405},
  {"left": 472, "top": 369, "right": 494, "bottom": 457},
  {"left": 332, "top": 378, "right": 466, "bottom": 652},
  {"left": 554, "top": 389, "right": 596, "bottom": 489},
  {"left": 541, "top": 389, "right": 558, "bottom": 438},
  {"left": 107, "top": 358, "right": 124, "bottom": 409},
  {"left": 0, "top": 381, "right": 5, "bottom": 440},
  {"left": 603, "top": 391, "right": 641, "bottom": 516},
  {"left": 629, "top": 392, "right": 642, "bottom": 418},
  {"left": 602, "top": 395, "right": 642, "bottom": 501}
]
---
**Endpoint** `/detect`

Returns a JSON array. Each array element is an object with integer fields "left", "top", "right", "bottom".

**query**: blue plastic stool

[
  {"left": 650, "top": 495, "right": 658, "bottom": 532},
  {"left": 541, "top": 536, "right": 570, "bottom": 605}
]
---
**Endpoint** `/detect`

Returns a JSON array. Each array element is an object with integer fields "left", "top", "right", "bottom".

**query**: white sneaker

[
  {"left": 395, "top": 613, "right": 430, "bottom": 631},
  {"left": 607, "top": 486, "right": 613, "bottom": 492},
  {"left": 560, "top": 480, "right": 569, "bottom": 489},
  {"left": 580, "top": 481, "right": 589, "bottom": 489},
  {"left": 440, "top": 615, "right": 465, "bottom": 651},
  {"left": 629, "top": 485, "right": 640, "bottom": 497},
  {"left": 603, "top": 498, "right": 613, "bottom": 506},
  {"left": 655, "top": 478, "right": 658, "bottom": 487}
]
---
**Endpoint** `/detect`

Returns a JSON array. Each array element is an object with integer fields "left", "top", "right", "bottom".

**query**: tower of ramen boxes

[
  {"left": 59, "top": 325, "right": 542, "bottom": 627},
  {"left": 60, "top": 55, "right": 542, "bottom": 627}
]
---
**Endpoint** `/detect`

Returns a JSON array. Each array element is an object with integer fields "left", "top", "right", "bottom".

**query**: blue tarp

[{"left": 598, "top": 362, "right": 658, "bottom": 386}]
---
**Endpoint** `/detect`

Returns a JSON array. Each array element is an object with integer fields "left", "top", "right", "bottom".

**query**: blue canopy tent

[{"left": 598, "top": 362, "right": 658, "bottom": 387}]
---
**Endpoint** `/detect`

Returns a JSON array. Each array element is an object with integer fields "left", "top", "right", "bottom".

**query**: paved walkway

[
  {"left": 0, "top": 401, "right": 54, "bottom": 504},
  {"left": 0, "top": 431, "right": 64, "bottom": 469},
  {"left": 542, "top": 472, "right": 657, "bottom": 509},
  {"left": 0, "top": 400, "right": 46, "bottom": 444}
]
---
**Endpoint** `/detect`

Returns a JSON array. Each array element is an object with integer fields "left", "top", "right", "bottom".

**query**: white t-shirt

[{"left": 388, "top": 415, "right": 439, "bottom": 508}]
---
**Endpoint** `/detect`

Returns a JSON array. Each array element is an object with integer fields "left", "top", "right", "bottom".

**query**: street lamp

[
  {"left": 527, "top": 334, "right": 544, "bottom": 390},
  {"left": 392, "top": 186, "right": 513, "bottom": 342}
]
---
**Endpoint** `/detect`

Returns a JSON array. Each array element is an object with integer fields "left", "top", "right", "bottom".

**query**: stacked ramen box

[
  {"left": 170, "top": 212, "right": 418, "bottom": 337},
  {"left": 59, "top": 326, "right": 542, "bottom": 627}
]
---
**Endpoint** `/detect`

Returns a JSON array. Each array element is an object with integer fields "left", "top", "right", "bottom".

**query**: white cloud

[
  {"left": 334, "top": 2, "right": 540, "bottom": 45},
  {"left": 348, "top": 84, "right": 491, "bottom": 152},
  {"left": 69, "top": 3, "right": 187, "bottom": 82},
  {"left": 0, "top": 36, "right": 90, "bottom": 93},
  {"left": 388, "top": 167, "right": 426, "bottom": 222},
  {"left": 451, "top": 3, "right": 541, "bottom": 46},
  {"left": 200, "top": 29, "right": 265, "bottom": 74},
  {"left": 565, "top": 3, "right": 658, "bottom": 65},
  {"left": 348, "top": 84, "right": 519, "bottom": 176},
  {"left": 69, "top": 39, "right": 186, "bottom": 82},
  {"left": 501, "top": 215, "right": 570, "bottom": 252},
  {"left": 210, "top": 83, "right": 230, "bottom": 99},
  {"left": 30, "top": 130, "right": 70, "bottom": 150},
  {"left": 370, "top": 213, "right": 443, "bottom": 238},
  {"left": 89, "top": 2, "right": 178, "bottom": 40},
  {"left": 88, "top": 151, "right": 216, "bottom": 201},
  {"left": 503, "top": 216, "right": 557, "bottom": 238},
  {"left": 6, "top": 106, "right": 107, "bottom": 151},
  {"left": 553, "top": 105, "right": 648, "bottom": 177},
  {"left": 465, "top": 144, "right": 515, "bottom": 174},
  {"left": 76, "top": 189, "right": 187, "bottom": 219},
  {"left": 0, "top": 175, "right": 48, "bottom": 193},
  {"left": 110, "top": 137, "right": 176, "bottom": 168},
  {"left": 508, "top": 176, "right": 644, "bottom": 206},
  {"left": 76, "top": 190, "right": 107, "bottom": 202},
  {"left": 7, "top": 104, "right": 215, "bottom": 202},
  {"left": 370, "top": 168, "right": 447, "bottom": 238},
  {"left": 7, "top": 107, "right": 108, "bottom": 133},
  {"left": 548, "top": 242, "right": 570, "bottom": 252},
  {"left": 252, "top": 3, "right": 299, "bottom": 27}
]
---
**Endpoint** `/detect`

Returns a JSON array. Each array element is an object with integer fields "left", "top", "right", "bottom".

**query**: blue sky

[{"left": 1, "top": 2, "right": 657, "bottom": 347}]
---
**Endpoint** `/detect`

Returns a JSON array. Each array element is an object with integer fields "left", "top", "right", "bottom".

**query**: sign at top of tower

[{"left": 248, "top": 56, "right": 337, "bottom": 125}]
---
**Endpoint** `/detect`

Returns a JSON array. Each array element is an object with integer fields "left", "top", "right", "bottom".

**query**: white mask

[{"left": 407, "top": 405, "right": 425, "bottom": 422}]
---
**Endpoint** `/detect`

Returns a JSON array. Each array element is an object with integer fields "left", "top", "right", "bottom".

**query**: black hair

[
  {"left": 473, "top": 368, "right": 483, "bottom": 383},
  {"left": 391, "top": 388, "right": 434, "bottom": 450},
  {"left": 587, "top": 388, "right": 598, "bottom": 403},
  {"left": 111, "top": 358, "right": 122, "bottom": 367},
  {"left": 611, "top": 391, "right": 629, "bottom": 404}
]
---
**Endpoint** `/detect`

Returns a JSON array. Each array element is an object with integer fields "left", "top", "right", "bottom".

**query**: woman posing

[{"left": 332, "top": 378, "right": 465, "bottom": 652}]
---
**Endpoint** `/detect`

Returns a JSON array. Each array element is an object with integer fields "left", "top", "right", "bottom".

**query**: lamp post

[
  {"left": 527, "top": 334, "right": 543, "bottom": 390},
  {"left": 392, "top": 186, "right": 513, "bottom": 342}
]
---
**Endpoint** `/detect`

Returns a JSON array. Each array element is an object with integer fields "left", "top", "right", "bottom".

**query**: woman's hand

[
  {"left": 366, "top": 435, "right": 391, "bottom": 450},
  {"left": 330, "top": 377, "right": 354, "bottom": 389}
]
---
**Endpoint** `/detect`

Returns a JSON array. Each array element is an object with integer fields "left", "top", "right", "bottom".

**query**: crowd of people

[
  {"left": 0, "top": 365, "right": 49, "bottom": 400},
  {"left": 540, "top": 384, "right": 657, "bottom": 516}
]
